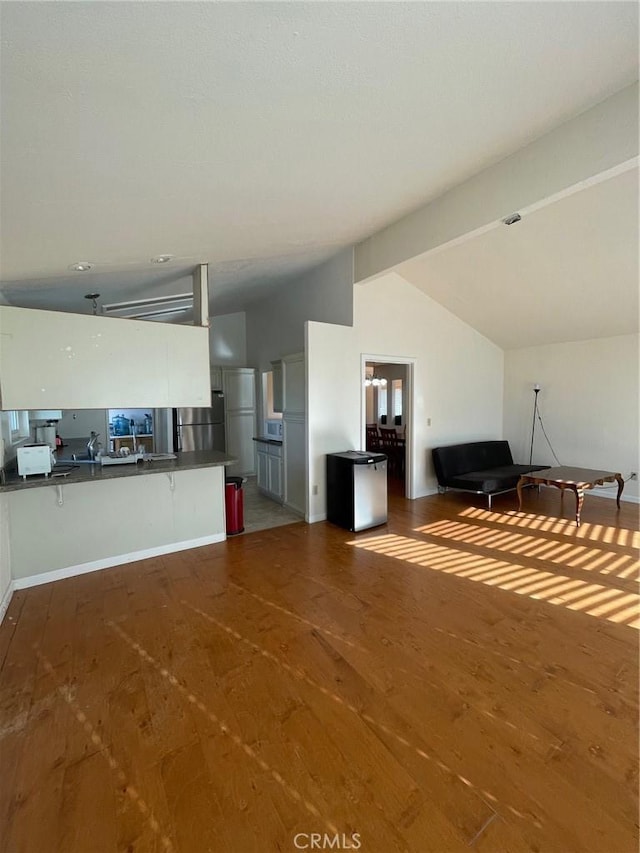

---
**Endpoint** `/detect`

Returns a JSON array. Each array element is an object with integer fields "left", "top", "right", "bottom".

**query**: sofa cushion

[
  {"left": 447, "top": 464, "right": 547, "bottom": 495},
  {"left": 432, "top": 441, "right": 513, "bottom": 482}
]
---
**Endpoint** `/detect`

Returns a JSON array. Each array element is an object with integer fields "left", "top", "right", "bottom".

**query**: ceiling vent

[{"left": 102, "top": 292, "right": 193, "bottom": 320}]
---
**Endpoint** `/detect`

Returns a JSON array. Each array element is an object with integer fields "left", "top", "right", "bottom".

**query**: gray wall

[{"left": 246, "top": 249, "right": 353, "bottom": 373}]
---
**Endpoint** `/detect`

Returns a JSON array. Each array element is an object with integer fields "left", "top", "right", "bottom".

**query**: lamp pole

[{"left": 528, "top": 384, "right": 540, "bottom": 466}]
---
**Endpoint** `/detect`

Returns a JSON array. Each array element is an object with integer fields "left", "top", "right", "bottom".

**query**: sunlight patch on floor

[
  {"left": 459, "top": 506, "right": 640, "bottom": 548},
  {"left": 413, "top": 519, "right": 639, "bottom": 583},
  {"left": 348, "top": 534, "right": 640, "bottom": 629}
]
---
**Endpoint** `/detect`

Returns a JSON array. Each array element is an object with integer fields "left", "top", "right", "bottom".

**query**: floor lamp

[{"left": 528, "top": 384, "right": 540, "bottom": 465}]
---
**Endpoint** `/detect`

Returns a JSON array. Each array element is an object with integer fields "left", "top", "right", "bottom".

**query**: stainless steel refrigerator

[
  {"left": 326, "top": 451, "right": 388, "bottom": 532},
  {"left": 173, "top": 392, "right": 225, "bottom": 453}
]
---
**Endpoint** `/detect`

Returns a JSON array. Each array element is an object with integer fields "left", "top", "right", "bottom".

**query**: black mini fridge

[{"left": 326, "top": 451, "right": 388, "bottom": 532}]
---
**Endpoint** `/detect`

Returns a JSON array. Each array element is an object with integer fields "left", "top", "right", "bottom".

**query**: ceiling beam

[
  {"left": 192, "top": 263, "right": 210, "bottom": 328},
  {"left": 354, "top": 82, "right": 639, "bottom": 284}
]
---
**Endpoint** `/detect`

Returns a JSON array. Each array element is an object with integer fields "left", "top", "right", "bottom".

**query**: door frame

[{"left": 361, "top": 354, "right": 416, "bottom": 499}]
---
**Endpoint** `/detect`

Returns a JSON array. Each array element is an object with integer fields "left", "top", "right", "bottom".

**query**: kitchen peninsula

[{"left": 1, "top": 450, "right": 234, "bottom": 588}]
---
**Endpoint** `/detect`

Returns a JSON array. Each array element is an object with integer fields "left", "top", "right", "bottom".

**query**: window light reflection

[
  {"left": 350, "top": 533, "right": 639, "bottom": 629},
  {"left": 413, "top": 519, "right": 639, "bottom": 583},
  {"left": 458, "top": 507, "right": 639, "bottom": 548}
]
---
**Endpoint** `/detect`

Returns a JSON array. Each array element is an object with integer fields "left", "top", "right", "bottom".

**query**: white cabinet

[
  {"left": 0, "top": 305, "right": 210, "bottom": 410},
  {"left": 256, "top": 441, "right": 283, "bottom": 502},
  {"left": 210, "top": 366, "right": 223, "bottom": 390},
  {"left": 267, "top": 450, "right": 283, "bottom": 499},
  {"left": 223, "top": 367, "right": 255, "bottom": 410},
  {"left": 271, "top": 360, "right": 283, "bottom": 413},
  {"left": 282, "top": 352, "right": 306, "bottom": 516},
  {"left": 257, "top": 448, "right": 269, "bottom": 491},
  {"left": 225, "top": 410, "right": 256, "bottom": 477},
  {"left": 223, "top": 368, "right": 256, "bottom": 477}
]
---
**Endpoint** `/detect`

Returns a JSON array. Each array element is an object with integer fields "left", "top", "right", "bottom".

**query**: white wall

[
  {"left": 0, "top": 494, "right": 11, "bottom": 622},
  {"left": 209, "top": 312, "right": 247, "bottom": 366},
  {"left": 246, "top": 249, "right": 353, "bottom": 374},
  {"left": 504, "top": 334, "right": 639, "bottom": 501},
  {"left": 58, "top": 409, "right": 110, "bottom": 441},
  {"left": 282, "top": 352, "right": 306, "bottom": 516},
  {"left": 307, "top": 272, "right": 504, "bottom": 521}
]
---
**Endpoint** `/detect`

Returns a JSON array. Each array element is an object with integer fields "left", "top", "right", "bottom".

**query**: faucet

[{"left": 87, "top": 431, "right": 100, "bottom": 460}]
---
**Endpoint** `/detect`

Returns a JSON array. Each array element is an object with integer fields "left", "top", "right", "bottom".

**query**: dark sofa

[{"left": 432, "top": 440, "right": 549, "bottom": 507}]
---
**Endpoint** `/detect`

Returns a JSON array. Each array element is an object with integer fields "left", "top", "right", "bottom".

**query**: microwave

[{"left": 265, "top": 420, "right": 283, "bottom": 438}]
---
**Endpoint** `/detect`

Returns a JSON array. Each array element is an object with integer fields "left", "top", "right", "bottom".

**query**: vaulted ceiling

[
  {"left": 1, "top": 2, "right": 638, "bottom": 326},
  {"left": 398, "top": 166, "right": 639, "bottom": 349}
]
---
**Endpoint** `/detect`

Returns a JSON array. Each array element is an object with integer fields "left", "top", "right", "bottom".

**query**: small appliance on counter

[
  {"left": 17, "top": 444, "right": 54, "bottom": 479},
  {"left": 34, "top": 424, "right": 57, "bottom": 450}
]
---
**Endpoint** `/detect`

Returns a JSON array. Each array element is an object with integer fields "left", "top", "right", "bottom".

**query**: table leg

[
  {"left": 516, "top": 476, "right": 525, "bottom": 511},
  {"left": 615, "top": 475, "right": 624, "bottom": 509},
  {"left": 573, "top": 486, "right": 584, "bottom": 527}
]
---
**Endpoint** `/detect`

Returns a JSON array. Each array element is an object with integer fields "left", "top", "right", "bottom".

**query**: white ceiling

[
  {"left": 0, "top": 2, "right": 638, "bottom": 320},
  {"left": 398, "top": 167, "right": 640, "bottom": 349}
]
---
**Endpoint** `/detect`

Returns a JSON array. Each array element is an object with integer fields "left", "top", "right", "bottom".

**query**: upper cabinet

[
  {"left": 210, "top": 366, "right": 223, "bottom": 391},
  {"left": 271, "top": 360, "right": 283, "bottom": 413},
  {"left": 282, "top": 353, "right": 305, "bottom": 413},
  {"left": 0, "top": 305, "right": 211, "bottom": 410},
  {"left": 222, "top": 367, "right": 256, "bottom": 476},
  {"left": 222, "top": 367, "right": 255, "bottom": 411}
]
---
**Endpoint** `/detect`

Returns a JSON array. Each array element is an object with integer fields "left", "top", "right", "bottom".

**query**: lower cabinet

[{"left": 256, "top": 442, "right": 283, "bottom": 503}]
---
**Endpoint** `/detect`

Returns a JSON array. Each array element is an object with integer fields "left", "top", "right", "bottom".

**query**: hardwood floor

[{"left": 1, "top": 487, "right": 638, "bottom": 852}]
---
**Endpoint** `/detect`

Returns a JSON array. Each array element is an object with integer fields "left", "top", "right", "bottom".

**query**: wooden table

[{"left": 517, "top": 466, "right": 624, "bottom": 527}]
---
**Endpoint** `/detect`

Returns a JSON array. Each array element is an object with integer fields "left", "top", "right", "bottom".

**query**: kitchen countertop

[
  {"left": 0, "top": 450, "right": 236, "bottom": 493},
  {"left": 253, "top": 436, "right": 283, "bottom": 446}
]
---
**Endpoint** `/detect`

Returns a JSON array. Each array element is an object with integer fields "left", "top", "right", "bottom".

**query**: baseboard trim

[
  {"left": 415, "top": 487, "right": 440, "bottom": 499},
  {"left": 307, "top": 513, "right": 327, "bottom": 524},
  {"left": 0, "top": 580, "right": 15, "bottom": 625},
  {"left": 589, "top": 488, "right": 639, "bottom": 504},
  {"left": 12, "top": 533, "right": 227, "bottom": 592},
  {"left": 284, "top": 502, "right": 305, "bottom": 518}
]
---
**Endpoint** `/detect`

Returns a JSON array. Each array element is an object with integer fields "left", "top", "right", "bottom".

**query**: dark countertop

[
  {"left": 253, "top": 437, "right": 283, "bottom": 446},
  {"left": 0, "top": 450, "right": 236, "bottom": 493}
]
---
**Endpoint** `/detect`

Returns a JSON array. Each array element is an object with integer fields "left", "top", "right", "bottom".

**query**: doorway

[{"left": 361, "top": 356, "right": 415, "bottom": 499}]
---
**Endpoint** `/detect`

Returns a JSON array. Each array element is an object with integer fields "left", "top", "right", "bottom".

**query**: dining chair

[
  {"left": 366, "top": 424, "right": 380, "bottom": 451},
  {"left": 379, "top": 427, "right": 402, "bottom": 476}
]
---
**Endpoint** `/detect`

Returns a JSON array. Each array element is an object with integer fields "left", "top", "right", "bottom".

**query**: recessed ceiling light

[
  {"left": 151, "top": 254, "right": 174, "bottom": 264},
  {"left": 69, "top": 261, "right": 93, "bottom": 271}
]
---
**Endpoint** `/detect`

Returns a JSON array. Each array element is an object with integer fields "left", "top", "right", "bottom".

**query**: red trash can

[{"left": 225, "top": 476, "right": 245, "bottom": 535}]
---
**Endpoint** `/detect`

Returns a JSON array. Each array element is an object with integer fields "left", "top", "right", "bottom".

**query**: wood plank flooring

[{"left": 0, "top": 487, "right": 638, "bottom": 852}]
